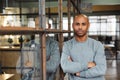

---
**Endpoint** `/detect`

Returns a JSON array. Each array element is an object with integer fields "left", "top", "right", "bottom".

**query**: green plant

[{"left": 7, "top": 38, "right": 13, "bottom": 44}]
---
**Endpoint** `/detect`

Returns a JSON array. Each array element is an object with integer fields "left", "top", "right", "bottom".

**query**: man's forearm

[
  {"left": 74, "top": 62, "right": 96, "bottom": 77},
  {"left": 68, "top": 55, "right": 95, "bottom": 77}
]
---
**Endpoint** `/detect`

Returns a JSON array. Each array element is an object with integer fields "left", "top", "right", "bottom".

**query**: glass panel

[{"left": 88, "top": 15, "right": 116, "bottom": 36}]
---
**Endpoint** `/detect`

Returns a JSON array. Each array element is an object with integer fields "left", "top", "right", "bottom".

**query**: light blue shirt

[{"left": 61, "top": 37, "right": 107, "bottom": 80}]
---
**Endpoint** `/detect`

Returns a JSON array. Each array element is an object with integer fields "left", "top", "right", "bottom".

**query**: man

[
  {"left": 61, "top": 14, "right": 107, "bottom": 80},
  {"left": 16, "top": 23, "right": 60, "bottom": 80}
]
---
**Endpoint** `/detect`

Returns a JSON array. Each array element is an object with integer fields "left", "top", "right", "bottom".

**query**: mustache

[{"left": 76, "top": 29, "right": 83, "bottom": 32}]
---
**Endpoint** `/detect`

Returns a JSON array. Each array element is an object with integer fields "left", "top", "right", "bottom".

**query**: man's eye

[
  {"left": 75, "top": 23, "right": 80, "bottom": 26},
  {"left": 82, "top": 23, "right": 86, "bottom": 26}
]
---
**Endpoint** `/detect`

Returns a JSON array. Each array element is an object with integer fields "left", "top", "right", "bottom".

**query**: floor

[
  {"left": 105, "top": 60, "right": 120, "bottom": 80},
  {"left": 105, "top": 51, "right": 120, "bottom": 80}
]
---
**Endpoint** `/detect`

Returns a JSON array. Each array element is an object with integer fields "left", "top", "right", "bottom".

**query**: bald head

[{"left": 73, "top": 14, "right": 89, "bottom": 23}]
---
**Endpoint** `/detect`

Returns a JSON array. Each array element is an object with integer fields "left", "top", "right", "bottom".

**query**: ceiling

[
  {"left": 0, "top": 0, "right": 120, "bottom": 15},
  {"left": 3, "top": 0, "right": 67, "bottom": 2},
  {"left": 1, "top": 0, "right": 120, "bottom": 5}
]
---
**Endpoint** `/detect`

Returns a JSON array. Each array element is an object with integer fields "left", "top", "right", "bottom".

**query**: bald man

[{"left": 61, "top": 14, "right": 107, "bottom": 80}]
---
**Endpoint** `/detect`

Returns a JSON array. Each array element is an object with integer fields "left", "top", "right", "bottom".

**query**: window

[{"left": 88, "top": 15, "right": 116, "bottom": 36}]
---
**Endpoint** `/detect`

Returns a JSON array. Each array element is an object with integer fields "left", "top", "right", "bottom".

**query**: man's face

[{"left": 72, "top": 16, "right": 89, "bottom": 37}]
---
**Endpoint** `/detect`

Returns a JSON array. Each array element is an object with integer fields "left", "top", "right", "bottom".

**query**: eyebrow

[{"left": 74, "top": 22, "right": 86, "bottom": 24}]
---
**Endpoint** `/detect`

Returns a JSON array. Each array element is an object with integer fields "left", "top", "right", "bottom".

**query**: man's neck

[{"left": 75, "top": 35, "right": 88, "bottom": 42}]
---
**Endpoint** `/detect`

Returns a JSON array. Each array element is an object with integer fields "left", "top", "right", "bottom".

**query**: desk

[
  {"left": 0, "top": 46, "right": 20, "bottom": 51},
  {"left": 104, "top": 44, "right": 114, "bottom": 48},
  {"left": 104, "top": 44, "right": 116, "bottom": 59},
  {"left": 0, "top": 73, "right": 14, "bottom": 80}
]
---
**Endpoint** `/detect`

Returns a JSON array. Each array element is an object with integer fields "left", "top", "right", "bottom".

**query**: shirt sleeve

[
  {"left": 46, "top": 40, "right": 60, "bottom": 73},
  {"left": 80, "top": 42, "right": 107, "bottom": 78},
  {"left": 61, "top": 42, "right": 88, "bottom": 74}
]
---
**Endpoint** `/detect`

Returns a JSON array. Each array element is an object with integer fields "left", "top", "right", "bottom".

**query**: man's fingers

[
  {"left": 88, "top": 62, "right": 96, "bottom": 68},
  {"left": 68, "top": 56, "right": 72, "bottom": 61},
  {"left": 76, "top": 72, "right": 80, "bottom": 76}
]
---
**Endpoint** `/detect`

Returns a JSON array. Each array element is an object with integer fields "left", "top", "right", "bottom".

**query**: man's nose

[{"left": 78, "top": 25, "right": 82, "bottom": 29}]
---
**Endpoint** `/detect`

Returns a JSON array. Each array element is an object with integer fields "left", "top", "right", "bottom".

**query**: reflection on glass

[{"left": 16, "top": 35, "right": 60, "bottom": 80}]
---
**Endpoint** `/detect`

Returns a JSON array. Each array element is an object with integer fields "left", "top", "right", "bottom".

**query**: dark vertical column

[
  {"left": 18, "top": 1, "right": 23, "bottom": 50},
  {"left": 38, "top": 0, "right": 46, "bottom": 80},
  {"left": 0, "top": 0, "right": 3, "bottom": 13},
  {"left": 40, "top": 33, "right": 46, "bottom": 80},
  {"left": 58, "top": 0, "right": 64, "bottom": 80},
  {"left": 115, "top": 16, "right": 120, "bottom": 60},
  {"left": 68, "top": 0, "right": 71, "bottom": 40}
]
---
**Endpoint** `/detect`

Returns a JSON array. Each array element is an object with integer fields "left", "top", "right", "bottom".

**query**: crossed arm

[
  {"left": 61, "top": 42, "right": 107, "bottom": 78},
  {"left": 68, "top": 56, "right": 96, "bottom": 76}
]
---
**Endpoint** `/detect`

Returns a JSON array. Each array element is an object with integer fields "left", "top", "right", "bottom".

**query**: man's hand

[
  {"left": 25, "top": 61, "right": 32, "bottom": 67},
  {"left": 88, "top": 62, "right": 96, "bottom": 68},
  {"left": 74, "top": 62, "right": 96, "bottom": 77},
  {"left": 75, "top": 62, "right": 96, "bottom": 76},
  {"left": 75, "top": 72, "right": 80, "bottom": 76},
  {"left": 68, "top": 56, "right": 72, "bottom": 62}
]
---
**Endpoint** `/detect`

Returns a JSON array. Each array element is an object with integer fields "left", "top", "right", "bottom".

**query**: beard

[{"left": 74, "top": 30, "right": 87, "bottom": 37}]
